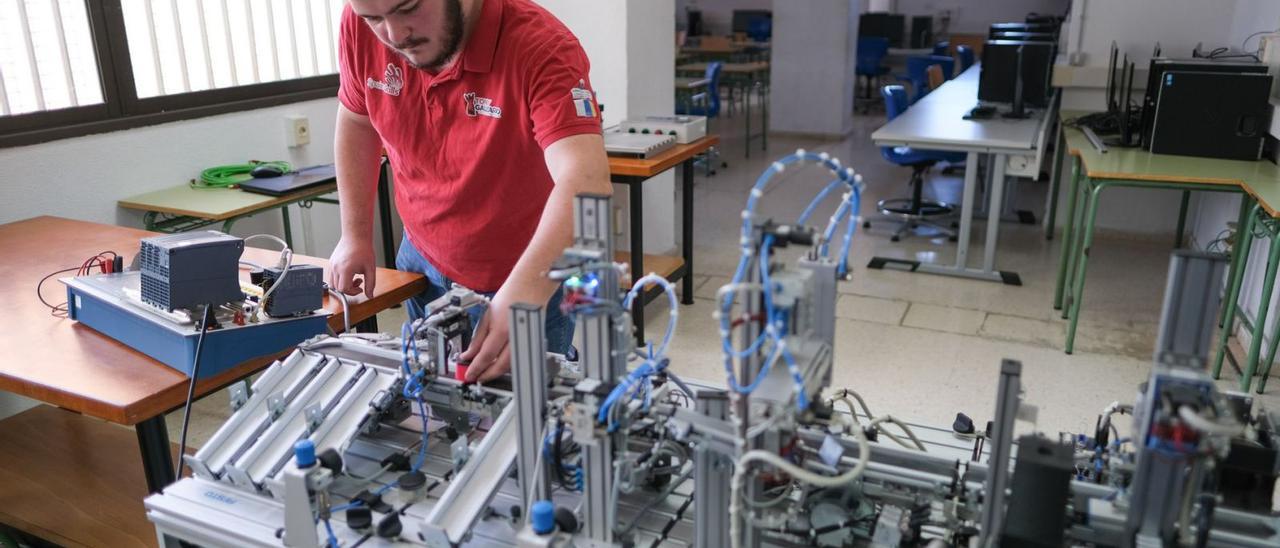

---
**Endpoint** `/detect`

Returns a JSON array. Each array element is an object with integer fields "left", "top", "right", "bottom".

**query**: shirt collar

[{"left": 461, "top": 0, "right": 503, "bottom": 73}]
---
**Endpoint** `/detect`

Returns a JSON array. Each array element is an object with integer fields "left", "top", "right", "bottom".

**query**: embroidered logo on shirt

[
  {"left": 462, "top": 92, "right": 503, "bottom": 118},
  {"left": 571, "top": 79, "right": 596, "bottom": 118},
  {"left": 366, "top": 63, "right": 403, "bottom": 96}
]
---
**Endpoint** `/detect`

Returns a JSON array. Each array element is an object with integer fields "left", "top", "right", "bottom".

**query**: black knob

[
  {"left": 952, "top": 413, "right": 975, "bottom": 435},
  {"left": 317, "top": 448, "right": 343, "bottom": 473},
  {"left": 346, "top": 507, "right": 372, "bottom": 531},
  {"left": 376, "top": 513, "right": 402, "bottom": 538},
  {"left": 554, "top": 506, "right": 579, "bottom": 533},
  {"left": 398, "top": 470, "right": 427, "bottom": 491}
]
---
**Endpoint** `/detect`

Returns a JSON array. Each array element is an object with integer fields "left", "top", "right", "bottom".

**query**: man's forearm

[
  {"left": 503, "top": 134, "right": 612, "bottom": 302},
  {"left": 334, "top": 106, "right": 384, "bottom": 241}
]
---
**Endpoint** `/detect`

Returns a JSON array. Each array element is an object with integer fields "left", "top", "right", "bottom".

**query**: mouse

[{"left": 251, "top": 164, "right": 285, "bottom": 178}]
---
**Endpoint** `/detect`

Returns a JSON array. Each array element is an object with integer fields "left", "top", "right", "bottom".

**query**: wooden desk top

[
  {"left": 677, "top": 61, "right": 770, "bottom": 74},
  {"left": 0, "top": 216, "right": 427, "bottom": 425},
  {"left": 1061, "top": 110, "right": 1280, "bottom": 217},
  {"left": 608, "top": 135, "right": 721, "bottom": 179},
  {"left": 117, "top": 182, "right": 338, "bottom": 221}
]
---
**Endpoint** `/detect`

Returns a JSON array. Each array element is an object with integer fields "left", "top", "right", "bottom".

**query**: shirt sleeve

[
  {"left": 337, "top": 5, "right": 368, "bottom": 116},
  {"left": 527, "top": 36, "right": 603, "bottom": 149}
]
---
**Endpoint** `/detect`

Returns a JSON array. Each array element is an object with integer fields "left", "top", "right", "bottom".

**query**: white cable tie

[
  {"left": 844, "top": 167, "right": 856, "bottom": 179},
  {"left": 795, "top": 148, "right": 806, "bottom": 157},
  {"left": 772, "top": 161, "right": 786, "bottom": 172},
  {"left": 719, "top": 329, "right": 730, "bottom": 338},
  {"left": 818, "top": 152, "right": 830, "bottom": 161},
  {"left": 741, "top": 210, "right": 752, "bottom": 220},
  {"left": 750, "top": 188, "right": 763, "bottom": 198},
  {"left": 739, "top": 236, "right": 752, "bottom": 246}
]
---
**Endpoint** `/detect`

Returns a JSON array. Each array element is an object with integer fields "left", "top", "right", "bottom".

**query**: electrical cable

[
  {"left": 729, "top": 425, "right": 871, "bottom": 548},
  {"left": 1178, "top": 405, "right": 1245, "bottom": 436},
  {"left": 176, "top": 304, "right": 213, "bottom": 479},
  {"left": 326, "top": 286, "right": 351, "bottom": 333},
  {"left": 191, "top": 160, "right": 292, "bottom": 189},
  {"left": 36, "top": 266, "right": 81, "bottom": 316}
]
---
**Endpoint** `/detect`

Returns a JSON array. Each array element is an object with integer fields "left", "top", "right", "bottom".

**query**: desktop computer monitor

[
  {"left": 860, "top": 12, "right": 906, "bottom": 48},
  {"left": 978, "top": 40, "right": 1057, "bottom": 110},
  {"left": 910, "top": 16, "right": 933, "bottom": 48},
  {"left": 988, "top": 22, "right": 1058, "bottom": 38},
  {"left": 991, "top": 31, "right": 1056, "bottom": 43}
]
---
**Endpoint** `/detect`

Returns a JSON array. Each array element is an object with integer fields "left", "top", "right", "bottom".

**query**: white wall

[
  {"left": 894, "top": 0, "right": 1068, "bottom": 34},
  {"left": 677, "top": 0, "right": 772, "bottom": 36},
  {"left": 770, "top": 0, "right": 860, "bottom": 137},
  {"left": 537, "top": 0, "right": 678, "bottom": 256}
]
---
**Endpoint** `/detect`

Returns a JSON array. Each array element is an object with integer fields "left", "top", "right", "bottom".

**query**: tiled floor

[{"left": 168, "top": 94, "right": 1280, "bottom": 449}]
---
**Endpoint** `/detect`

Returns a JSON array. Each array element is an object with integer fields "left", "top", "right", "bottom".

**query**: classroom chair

[
  {"left": 865, "top": 85, "right": 966, "bottom": 242},
  {"left": 897, "top": 55, "right": 955, "bottom": 103},
  {"left": 677, "top": 62, "right": 726, "bottom": 176},
  {"left": 956, "top": 45, "right": 975, "bottom": 72},
  {"left": 932, "top": 41, "right": 951, "bottom": 56},
  {"left": 927, "top": 64, "right": 945, "bottom": 91},
  {"left": 856, "top": 37, "right": 891, "bottom": 111}
]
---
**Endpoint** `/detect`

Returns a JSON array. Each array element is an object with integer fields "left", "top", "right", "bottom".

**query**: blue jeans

[{"left": 395, "top": 234, "right": 574, "bottom": 355}]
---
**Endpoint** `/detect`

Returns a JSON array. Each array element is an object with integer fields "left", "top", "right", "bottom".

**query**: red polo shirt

[{"left": 338, "top": 0, "right": 602, "bottom": 291}]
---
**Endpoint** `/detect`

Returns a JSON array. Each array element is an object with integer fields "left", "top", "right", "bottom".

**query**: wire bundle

[
  {"left": 596, "top": 273, "right": 681, "bottom": 431},
  {"left": 191, "top": 160, "right": 293, "bottom": 189},
  {"left": 718, "top": 150, "right": 863, "bottom": 412}
]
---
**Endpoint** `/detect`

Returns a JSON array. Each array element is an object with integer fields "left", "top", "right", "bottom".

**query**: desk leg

[
  {"left": 1213, "top": 203, "right": 1259, "bottom": 380},
  {"left": 1221, "top": 197, "right": 1255, "bottom": 329},
  {"left": 1256, "top": 238, "right": 1280, "bottom": 392},
  {"left": 1240, "top": 231, "right": 1280, "bottom": 391},
  {"left": 377, "top": 158, "right": 397, "bottom": 269},
  {"left": 953, "top": 152, "right": 981, "bottom": 270},
  {"left": 981, "top": 154, "right": 1008, "bottom": 274},
  {"left": 744, "top": 84, "right": 752, "bottom": 159},
  {"left": 681, "top": 159, "right": 695, "bottom": 305},
  {"left": 136, "top": 415, "right": 176, "bottom": 493},
  {"left": 1065, "top": 178, "right": 1105, "bottom": 355},
  {"left": 1175, "top": 190, "right": 1191, "bottom": 249},
  {"left": 353, "top": 315, "right": 378, "bottom": 333},
  {"left": 1044, "top": 122, "right": 1065, "bottom": 240},
  {"left": 1053, "top": 157, "right": 1082, "bottom": 311},
  {"left": 630, "top": 183, "right": 646, "bottom": 345},
  {"left": 1062, "top": 167, "right": 1091, "bottom": 319},
  {"left": 759, "top": 81, "right": 768, "bottom": 152},
  {"left": 280, "top": 206, "right": 294, "bottom": 250}
]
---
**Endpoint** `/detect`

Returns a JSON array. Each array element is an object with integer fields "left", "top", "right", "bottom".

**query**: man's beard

[{"left": 400, "top": 0, "right": 465, "bottom": 72}]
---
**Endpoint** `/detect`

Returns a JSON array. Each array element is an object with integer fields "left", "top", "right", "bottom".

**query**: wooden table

[
  {"left": 608, "top": 135, "right": 719, "bottom": 343},
  {"left": 1050, "top": 114, "right": 1280, "bottom": 392},
  {"left": 0, "top": 216, "right": 426, "bottom": 545}
]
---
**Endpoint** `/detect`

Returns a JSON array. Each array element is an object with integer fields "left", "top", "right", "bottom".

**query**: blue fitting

[
  {"left": 294, "top": 439, "right": 316, "bottom": 468},
  {"left": 530, "top": 500, "right": 556, "bottom": 535}
]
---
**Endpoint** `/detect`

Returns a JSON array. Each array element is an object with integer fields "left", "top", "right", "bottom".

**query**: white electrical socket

[{"left": 286, "top": 115, "right": 310, "bottom": 147}]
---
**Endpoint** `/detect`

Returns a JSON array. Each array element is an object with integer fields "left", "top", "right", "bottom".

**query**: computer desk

[
  {"left": 1052, "top": 117, "right": 1280, "bottom": 392},
  {"left": 676, "top": 61, "right": 770, "bottom": 156},
  {"left": 870, "top": 64, "right": 1056, "bottom": 285}
]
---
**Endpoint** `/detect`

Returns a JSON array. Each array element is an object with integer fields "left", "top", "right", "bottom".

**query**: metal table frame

[
  {"left": 612, "top": 160, "right": 697, "bottom": 345},
  {"left": 1052, "top": 157, "right": 1245, "bottom": 355},
  {"left": 1212, "top": 202, "right": 1280, "bottom": 393}
]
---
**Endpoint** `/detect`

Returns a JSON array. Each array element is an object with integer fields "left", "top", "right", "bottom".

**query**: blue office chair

[
  {"left": 677, "top": 62, "right": 725, "bottom": 175},
  {"left": 867, "top": 85, "right": 967, "bottom": 242},
  {"left": 747, "top": 17, "right": 772, "bottom": 42},
  {"left": 897, "top": 55, "right": 955, "bottom": 103},
  {"left": 956, "top": 45, "right": 975, "bottom": 72},
  {"left": 932, "top": 41, "right": 950, "bottom": 56},
  {"left": 856, "top": 37, "right": 891, "bottom": 111}
]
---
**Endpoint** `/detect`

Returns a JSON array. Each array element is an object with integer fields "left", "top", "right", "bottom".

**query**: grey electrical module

[{"left": 139, "top": 231, "right": 245, "bottom": 311}]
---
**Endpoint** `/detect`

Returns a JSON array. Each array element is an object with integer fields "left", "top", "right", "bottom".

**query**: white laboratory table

[{"left": 869, "top": 64, "right": 1057, "bottom": 285}]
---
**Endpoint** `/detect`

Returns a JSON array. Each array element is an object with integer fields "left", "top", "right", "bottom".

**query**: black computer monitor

[
  {"left": 988, "top": 22, "right": 1058, "bottom": 38},
  {"left": 991, "top": 31, "right": 1055, "bottom": 43},
  {"left": 860, "top": 12, "right": 906, "bottom": 48},
  {"left": 731, "top": 10, "right": 771, "bottom": 34},
  {"left": 910, "top": 16, "right": 933, "bottom": 48},
  {"left": 978, "top": 40, "right": 1057, "bottom": 111}
]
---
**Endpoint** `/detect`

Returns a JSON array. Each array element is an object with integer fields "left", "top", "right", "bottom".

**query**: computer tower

[
  {"left": 978, "top": 40, "right": 1057, "bottom": 108},
  {"left": 910, "top": 16, "right": 933, "bottom": 48},
  {"left": 1139, "top": 58, "right": 1269, "bottom": 149},
  {"left": 1148, "top": 71, "right": 1272, "bottom": 161}
]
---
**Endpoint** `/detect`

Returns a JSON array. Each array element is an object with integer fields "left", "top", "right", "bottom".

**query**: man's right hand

[{"left": 329, "top": 237, "right": 377, "bottom": 298}]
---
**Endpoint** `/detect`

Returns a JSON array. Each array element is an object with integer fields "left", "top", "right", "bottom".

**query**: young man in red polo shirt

[{"left": 329, "top": 0, "right": 611, "bottom": 383}]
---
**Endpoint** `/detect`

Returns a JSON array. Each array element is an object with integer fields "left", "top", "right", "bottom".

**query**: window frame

[{"left": 0, "top": 0, "right": 339, "bottom": 148}]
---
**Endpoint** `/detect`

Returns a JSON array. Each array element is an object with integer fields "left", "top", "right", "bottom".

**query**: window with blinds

[{"left": 0, "top": 0, "right": 343, "bottom": 147}]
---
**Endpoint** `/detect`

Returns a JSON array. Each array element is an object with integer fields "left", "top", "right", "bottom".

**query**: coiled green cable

[{"left": 191, "top": 160, "right": 293, "bottom": 189}]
